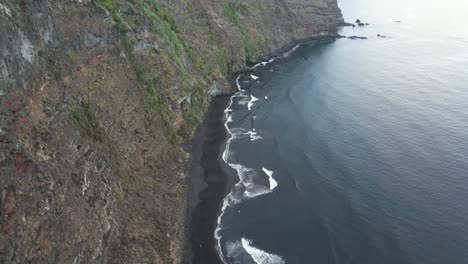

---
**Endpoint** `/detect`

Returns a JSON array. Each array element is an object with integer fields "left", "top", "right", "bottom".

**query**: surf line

[
  {"left": 215, "top": 39, "right": 309, "bottom": 263},
  {"left": 242, "top": 238, "right": 285, "bottom": 264},
  {"left": 216, "top": 75, "right": 277, "bottom": 263}
]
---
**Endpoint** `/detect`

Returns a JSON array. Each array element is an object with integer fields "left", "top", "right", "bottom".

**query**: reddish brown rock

[{"left": 0, "top": 0, "right": 343, "bottom": 263}]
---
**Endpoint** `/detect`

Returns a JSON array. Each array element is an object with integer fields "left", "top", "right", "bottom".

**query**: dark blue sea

[{"left": 215, "top": 0, "right": 468, "bottom": 263}]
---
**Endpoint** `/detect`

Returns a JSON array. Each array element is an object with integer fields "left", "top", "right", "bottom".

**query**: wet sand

[{"left": 185, "top": 95, "right": 232, "bottom": 264}]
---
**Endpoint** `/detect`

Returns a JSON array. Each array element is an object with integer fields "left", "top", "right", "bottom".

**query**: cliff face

[{"left": 0, "top": 0, "right": 342, "bottom": 263}]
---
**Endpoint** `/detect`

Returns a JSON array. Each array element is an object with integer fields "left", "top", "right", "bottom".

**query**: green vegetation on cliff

[
  {"left": 0, "top": 0, "right": 342, "bottom": 262},
  {"left": 100, "top": 1, "right": 181, "bottom": 144},
  {"left": 69, "top": 101, "right": 106, "bottom": 141},
  {"left": 223, "top": 2, "right": 259, "bottom": 60},
  {"left": 98, "top": 0, "right": 216, "bottom": 143},
  {"left": 96, "top": 0, "right": 116, "bottom": 11},
  {"left": 96, "top": 0, "right": 261, "bottom": 145}
]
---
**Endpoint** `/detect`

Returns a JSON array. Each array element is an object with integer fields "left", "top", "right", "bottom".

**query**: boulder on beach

[{"left": 356, "top": 19, "right": 361, "bottom": 23}]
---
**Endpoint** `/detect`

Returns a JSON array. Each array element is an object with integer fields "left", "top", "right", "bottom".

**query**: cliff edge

[{"left": 0, "top": 0, "right": 342, "bottom": 263}]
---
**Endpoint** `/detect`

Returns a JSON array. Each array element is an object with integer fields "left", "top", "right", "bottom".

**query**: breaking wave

[{"left": 215, "top": 43, "right": 306, "bottom": 263}]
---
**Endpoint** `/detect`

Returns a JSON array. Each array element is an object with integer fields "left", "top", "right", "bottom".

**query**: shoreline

[
  {"left": 183, "top": 95, "right": 232, "bottom": 264},
  {"left": 184, "top": 33, "right": 343, "bottom": 264},
  {"left": 246, "top": 34, "right": 341, "bottom": 67}
]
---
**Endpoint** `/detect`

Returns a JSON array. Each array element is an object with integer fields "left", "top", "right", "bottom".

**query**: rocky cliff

[{"left": 0, "top": 0, "right": 342, "bottom": 263}]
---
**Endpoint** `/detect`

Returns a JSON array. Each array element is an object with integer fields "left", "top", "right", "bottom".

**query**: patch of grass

[
  {"left": 69, "top": 102, "right": 105, "bottom": 141},
  {"left": 224, "top": 3, "right": 240, "bottom": 25},
  {"left": 181, "top": 83, "right": 207, "bottom": 128},
  {"left": 187, "top": 47, "right": 211, "bottom": 79},
  {"left": 137, "top": 0, "right": 214, "bottom": 139},
  {"left": 187, "top": 46, "right": 228, "bottom": 79},
  {"left": 207, "top": 25, "right": 217, "bottom": 42},
  {"left": 112, "top": 11, "right": 182, "bottom": 143},
  {"left": 216, "top": 48, "right": 228, "bottom": 75},
  {"left": 223, "top": 2, "right": 259, "bottom": 60},
  {"left": 140, "top": 0, "right": 196, "bottom": 94},
  {"left": 101, "top": 0, "right": 213, "bottom": 143},
  {"left": 138, "top": 0, "right": 184, "bottom": 55},
  {"left": 243, "top": 36, "right": 259, "bottom": 60},
  {"left": 96, "top": 0, "right": 115, "bottom": 11},
  {"left": 182, "top": 103, "right": 203, "bottom": 126}
]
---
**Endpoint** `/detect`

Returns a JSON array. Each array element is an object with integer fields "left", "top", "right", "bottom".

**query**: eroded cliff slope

[{"left": 0, "top": 0, "right": 342, "bottom": 263}]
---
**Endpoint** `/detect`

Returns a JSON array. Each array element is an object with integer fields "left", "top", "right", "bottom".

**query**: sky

[{"left": 339, "top": 0, "right": 468, "bottom": 24}]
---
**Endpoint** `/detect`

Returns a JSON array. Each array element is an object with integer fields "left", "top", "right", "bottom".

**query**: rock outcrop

[{"left": 0, "top": 0, "right": 342, "bottom": 263}]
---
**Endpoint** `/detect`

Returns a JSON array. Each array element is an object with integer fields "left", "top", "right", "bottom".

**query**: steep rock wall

[{"left": 0, "top": 0, "right": 342, "bottom": 263}]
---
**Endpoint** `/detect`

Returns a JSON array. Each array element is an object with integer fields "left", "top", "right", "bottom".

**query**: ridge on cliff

[{"left": 0, "top": 0, "right": 342, "bottom": 263}]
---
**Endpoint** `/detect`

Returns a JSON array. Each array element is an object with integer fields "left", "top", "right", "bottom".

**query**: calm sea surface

[{"left": 216, "top": 0, "right": 468, "bottom": 263}]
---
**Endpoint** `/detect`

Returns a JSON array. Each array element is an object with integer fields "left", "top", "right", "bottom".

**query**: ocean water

[{"left": 215, "top": 0, "right": 468, "bottom": 263}]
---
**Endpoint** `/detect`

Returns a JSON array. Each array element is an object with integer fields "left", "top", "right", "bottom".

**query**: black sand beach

[
  {"left": 185, "top": 95, "right": 232, "bottom": 264},
  {"left": 184, "top": 36, "right": 342, "bottom": 264}
]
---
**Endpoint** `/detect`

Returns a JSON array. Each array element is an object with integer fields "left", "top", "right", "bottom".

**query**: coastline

[
  {"left": 0, "top": 0, "right": 345, "bottom": 261},
  {"left": 247, "top": 34, "right": 341, "bottom": 67},
  {"left": 183, "top": 95, "right": 232, "bottom": 264},
  {"left": 184, "top": 33, "right": 343, "bottom": 264}
]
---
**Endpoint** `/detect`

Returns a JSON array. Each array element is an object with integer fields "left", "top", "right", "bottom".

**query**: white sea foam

[
  {"left": 250, "top": 41, "right": 302, "bottom": 71},
  {"left": 236, "top": 75, "right": 244, "bottom": 91},
  {"left": 226, "top": 240, "right": 246, "bottom": 260},
  {"left": 245, "top": 186, "right": 272, "bottom": 198},
  {"left": 248, "top": 95, "right": 260, "bottom": 111},
  {"left": 282, "top": 44, "right": 300, "bottom": 57},
  {"left": 242, "top": 238, "right": 285, "bottom": 264},
  {"left": 262, "top": 168, "right": 273, "bottom": 177},
  {"left": 245, "top": 131, "right": 262, "bottom": 141},
  {"left": 216, "top": 40, "right": 303, "bottom": 262},
  {"left": 215, "top": 186, "right": 244, "bottom": 263},
  {"left": 252, "top": 61, "right": 267, "bottom": 68},
  {"left": 252, "top": 58, "right": 276, "bottom": 69},
  {"left": 262, "top": 168, "right": 278, "bottom": 190},
  {"left": 218, "top": 83, "right": 253, "bottom": 262},
  {"left": 230, "top": 164, "right": 271, "bottom": 199},
  {"left": 237, "top": 94, "right": 251, "bottom": 105}
]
